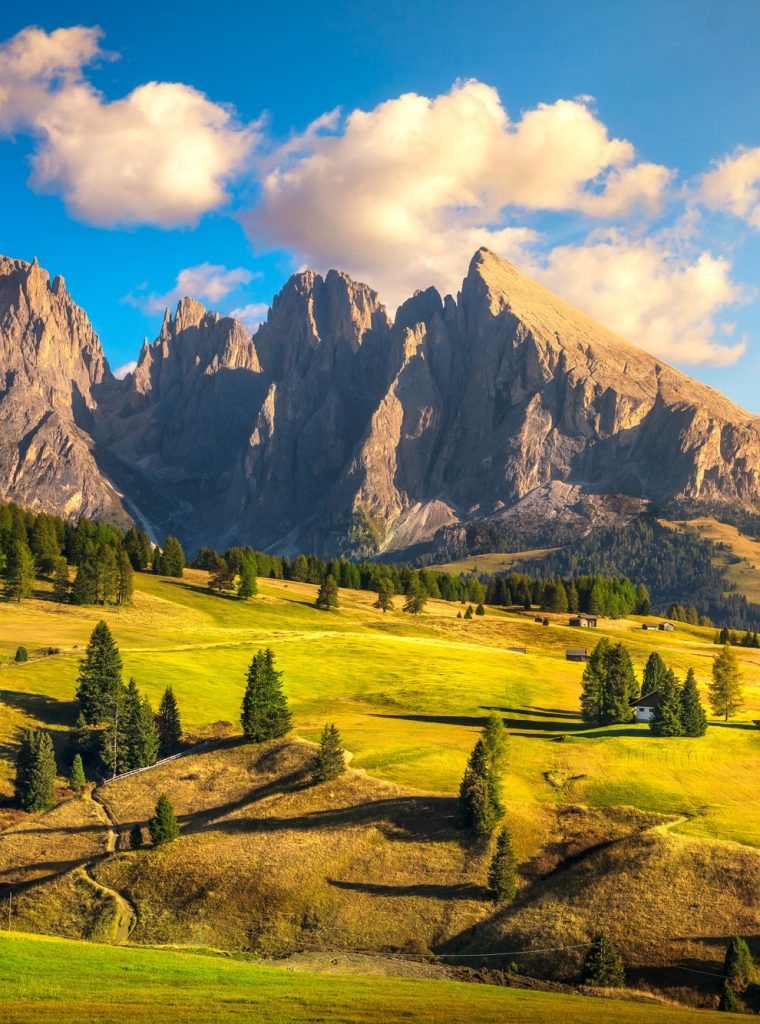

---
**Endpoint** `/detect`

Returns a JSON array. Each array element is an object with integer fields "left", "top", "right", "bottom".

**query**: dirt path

[{"left": 78, "top": 788, "right": 137, "bottom": 944}]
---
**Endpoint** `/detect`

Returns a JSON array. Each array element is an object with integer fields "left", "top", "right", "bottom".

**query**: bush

[{"left": 14, "top": 645, "right": 28, "bottom": 663}]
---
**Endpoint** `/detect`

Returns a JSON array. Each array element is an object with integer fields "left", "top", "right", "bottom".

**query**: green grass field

[
  {"left": 0, "top": 931, "right": 740, "bottom": 1024},
  {"left": 1, "top": 569, "right": 759, "bottom": 850}
]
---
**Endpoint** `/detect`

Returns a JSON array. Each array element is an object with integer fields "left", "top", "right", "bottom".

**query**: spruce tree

[
  {"left": 582, "top": 931, "right": 625, "bottom": 988},
  {"left": 69, "top": 753, "right": 86, "bottom": 792},
  {"left": 14, "top": 645, "right": 28, "bottom": 663},
  {"left": 15, "top": 730, "right": 57, "bottom": 811},
  {"left": 464, "top": 604, "right": 474, "bottom": 619},
  {"left": 156, "top": 686, "right": 182, "bottom": 757},
  {"left": 724, "top": 935, "right": 753, "bottom": 991},
  {"left": 580, "top": 639, "right": 611, "bottom": 726},
  {"left": 488, "top": 826, "right": 518, "bottom": 901},
  {"left": 72, "top": 711, "right": 93, "bottom": 757},
  {"left": 116, "top": 549, "right": 134, "bottom": 605},
  {"left": 76, "top": 621, "right": 123, "bottom": 724},
  {"left": 119, "top": 678, "right": 159, "bottom": 771},
  {"left": 315, "top": 574, "right": 339, "bottom": 610},
  {"left": 52, "top": 557, "right": 70, "bottom": 603},
  {"left": 709, "top": 644, "right": 744, "bottom": 721},
  {"left": 241, "top": 648, "right": 291, "bottom": 742},
  {"left": 374, "top": 578, "right": 395, "bottom": 612},
  {"left": 458, "top": 737, "right": 503, "bottom": 835},
  {"left": 403, "top": 576, "right": 427, "bottom": 615},
  {"left": 642, "top": 652, "right": 668, "bottom": 696},
  {"left": 475, "top": 602, "right": 485, "bottom": 616},
  {"left": 5, "top": 538, "right": 35, "bottom": 601},
  {"left": 161, "top": 537, "right": 185, "bottom": 578},
  {"left": 95, "top": 545, "right": 118, "bottom": 604},
  {"left": 580, "top": 640, "right": 636, "bottom": 726},
  {"left": 718, "top": 979, "right": 741, "bottom": 1013},
  {"left": 238, "top": 555, "right": 258, "bottom": 599},
  {"left": 71, "top": 553, "right": 98, "bottom": 605},
  {"left": 679, "top": 668, "right": 708, "bottom": 737},
  {"left": 650, "top": 669, "right": 684, "bottom": 737},
  {"left": 148, "top": 793, "right": 180, "bottom": 845},
  {"left": 635, "top": 582, "right": 652, "bottom": 615},
  {"left": 312, "top": 723, "right": 346, "bottom": 783}
]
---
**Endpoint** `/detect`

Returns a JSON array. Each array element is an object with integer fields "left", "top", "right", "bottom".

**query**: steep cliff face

[
  {"left": 0, "top": 256, "right": 126, "bottom": 520},
  {"left": 1, "top": 248, "right": 760, "bottom": 556}
]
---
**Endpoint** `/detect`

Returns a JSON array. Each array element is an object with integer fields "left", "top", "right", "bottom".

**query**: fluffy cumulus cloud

[
  {"left": 0, "top": 26, "right": 256, "bottom": 226},
  {"left": 123, "top": 263, "right": 254, "bottom": 314},
  {"left": 113, "top": 360, "right": 137, "bottom": 380},
  {"left": 529, "top": 230, "right": 747, "bottom": 366},
  {"left": 227, "top": 301, "right": 270, "bottom": 332},
  {"left": 245, "top": 81, "right": 674, "bottom": 308},
  {"left": 701, "top": 147, "right": 760, "bottom": 229}
]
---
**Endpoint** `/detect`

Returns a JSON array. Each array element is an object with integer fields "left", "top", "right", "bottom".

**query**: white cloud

[
  {"left": 529, "top": 229, "right": 746, "bottom": 367},
  {"left": 0, "top": 25, "right": 256, "bottom": 226},
  {"left": 245, "top": 80, "right": 673, "bottom": 309},
  {"left": 113, "top": 360, "right": 137, "bottom": 379},
  {"left": 701, "top": 147, "right": 760, "bottom": 229},
  {"left": 123, "top": 263, "right": 254, "bottom": 314},
  {"left": 228, "top": 301, "right": 269, "bottom": 332}
]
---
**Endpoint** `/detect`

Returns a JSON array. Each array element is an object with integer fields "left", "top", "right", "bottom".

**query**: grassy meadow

[
  {"left": 0, "top": 931, "right": 743, "bottom": 1024},
  {"left": 1, "top": 568, "right": 759, "bottom": 851}
]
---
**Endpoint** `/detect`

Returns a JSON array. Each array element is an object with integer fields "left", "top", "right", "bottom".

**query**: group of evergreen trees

[
  {"left": 14, "top": 730, "right": 57, "bottom": 811},
  {"left": 645, "top": 659, "right": 708, "bottom": 738},
  {"left": 579, "top": 640, "right": 638, "bottom": 726},
  {"left": 74, "top": 621, "right": 183, "bottom": 777},
  {"left": 487, "top": 573, "right": 653, "bottom": 620},
  {"left": 719, "top": 936, "right": 754, "bottom": 1012}
]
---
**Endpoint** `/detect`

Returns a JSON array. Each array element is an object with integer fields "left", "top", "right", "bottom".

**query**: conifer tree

[
  {"left": 312, "top": 723, "right": 346, "bottom": 783},
  {"left": 650, "top": 669, "right": 684, "bottom": 737},
  {"left": 679, "top": 668, "right": 708, "bottom": 737},
  {"left": 118, "top": 678, "right": 159, "bottom": 771},
  {"left": 642, "top": 652, "right": 668, "bottom": 696},
  {"left": 488, "top": 826, "right": 518, "bottom": 901},
  {"left": 156, "top": 686, "right": 182, "bottom": 757},
  {"left": 52, "top": 556, "right": 70, "bottom": 603},
  {"left": 5, "top": 538, "right": 35, "bottom": 601},
  {"left": 718, "top": 979, "right": 741, "bottom": 1013},
  {"left": 709, "top": 644, "right": 744, "bottom": 721},
  {"left": 72, "top": 711, "right": 93, "bottom": 757},
  {"left": 635, "top": 582, "right": 652, "bottom": 615},
  {"left": 315, "top": 574, "right": 339, "bottom": 610},
  {"left": 580, "top": 640, "right": 636, "bottom": 726},
  {"left": 71, "top": 553, "right": 98, "bottom": 605},
  {"left": 161, "top": 536, "right": 185, "bottom": 578},
  {"left": 69, "top": 753, "right": 86, "bottom": 792},
  {"left": 724, "top": 935, "right": 753, "bottom": 991},
  {"left": 238, "top": 555, "right": 258, "bottom": 599},
  {"left": 15, "top": 730, "right": 57, "bottom": 811},
  {"left": 464, "top": 604, "right": 474, "bottom": 619},
  {"left": 582, "top": 931, "right": 625, "bottom": 988},
  {"left": 475, "top": 602, "right": 485, "bottom": 616},
  {"left": 14, "top": 645, "right": 28, "bottom": 663},
  {"left": 76, "top": 621, "right": 123, "bottom": 724},
  {"left": 403, "top": 576, "right": 427, "bottom": 615},
  {"left": 148, "top": 793, "right": 180, "bottom": 845},
  {"left": 208, "top": 558, "right": 235, "bottom": 593},
  {"left": 116, "top": 549, "right": 134, "bottom": 605},
  {"left": 374, "top": 578, "right": 395, "bottom": 612},
  {"left": 241, "top": 648, "right": 291, "bottom": 742},
  {"left": 458, "top": 724, "right": 504, "bottom": 836},
  {"left": 95, "top": 545, "right": 118, "bottom": 604},
  {"left": 129, "top": 824, "right": 144, "bottom": 849}
]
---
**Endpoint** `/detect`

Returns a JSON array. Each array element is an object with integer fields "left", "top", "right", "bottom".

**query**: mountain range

[{"left": 2, "top": 248, "right": 760, "bottom": 558}]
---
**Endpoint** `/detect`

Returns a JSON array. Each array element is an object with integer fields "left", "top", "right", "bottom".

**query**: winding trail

[{"left": 78, "top": 788, "right": 137, "bottom": 944}]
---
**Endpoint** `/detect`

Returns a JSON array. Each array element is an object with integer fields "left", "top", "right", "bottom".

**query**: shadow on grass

[
  {"left": 483, "top": 705, "right": 583, "bottom": 722},
  {"left": 0, "top": 690, "right": 78, "bottom": 729},
  {"left": 368, "top": 712, "right": 589, "bottom": 734},
  {"left": 709, "top": 721, "right": 760, "bottom": 731},
  {"left": 327, "top": 878, "right": 488, "bottom": 900}
]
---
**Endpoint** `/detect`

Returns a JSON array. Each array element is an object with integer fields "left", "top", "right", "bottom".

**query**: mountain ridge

[{"left": 1, "top": 247, "right": 759, "bottom": 557}]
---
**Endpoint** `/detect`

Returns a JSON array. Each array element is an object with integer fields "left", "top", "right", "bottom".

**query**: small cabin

[
  {"left": 658, "top": 622, "right": 675, "bottom": 632},
  {"left": 641, "top": 623, "right": 658, "bottom": 631},
  {"left": 566, "top": 648, "right": 590, "bottom": 662},
  {"left": 632, "top": 690, "right": 663, "bottom": 723},
  {"left": 569, "top": 614, "right": 598, "bottom": 628}
]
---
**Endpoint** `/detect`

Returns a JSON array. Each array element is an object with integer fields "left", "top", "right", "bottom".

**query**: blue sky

[{"left": 1, "top": 2, "right": 760, "bottom": 407}]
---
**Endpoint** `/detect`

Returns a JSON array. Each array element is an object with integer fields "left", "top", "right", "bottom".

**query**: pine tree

[
  {"left": 76, "top": 621, "right": 123, "bottom": 724},
  {"left": 679, "top": 668, "right": 708, "bottom": 737},
  {"left": 15, "top": 730, "right": 57, "bottom": 812},
  {"left": 649, "top": 669, "right": 684, "bottom": 737},
  {"left": 52, "top": 557, "right": 70, "bottom": 603},
  {"left": 119, "top": 678, "right": 159, "bottom": 771},
  {"left": 374, "top": 578, "right": 395, "bottom": 612},
  {"left": 718, "top": 979, "right": 741, "bottom": 1013},
  {"left": 642, "top": 652, "right": 668, "bottom": 696},
  {"left": 161, "top": 536, "right": 185, "bottom": 578},
  {"left": 709, "top": 644, "right": 744, "bottom": 721},
  {"left": 312, "top": 723, "right": 346, "bottom": 783},
  {"left": 580, "top": 640, "right": 636, "bottom": 726},
  {"left": 475, "top": 602, "right": 485, "bottom": 616},
  {"left": 238, "top": 555, "right": 258, "bottom": 599},
  {"left": 14, "top": 645, "right": 28, "bottom": 663},
  {"left": 95, "top": 545, "right": 118, "bottom": 604},
  {"left": 403, "top": 576, "right": 427, "bottom": 615},
  {"left": 69, "top": 753, "right": 86, "bottom": 792},
  {"left": 724, "top": 935, "right": 753, "bottom": 991},
  {"left": 464, "top": 604, "right": 474, "bottom": 619},
  {"left": 241, "top": 648, "right": 291, "bottom": 742},
  {"left": 315, "top": 574, "right": 339, "bottom": 610},
  {"left": 71, "top": 554, "right": 98, "bottom": 605},
  {"left": 582, "top": 931, "right": 625, "bottom": 988},
  {"left": 458, "top": 737, "right": 503, "bottom": 835},
  {"left": 148, "top": 793, "right": 180, "bottom": 845},
  {"left": 635, "top": 582, "right": 652, "bottom": 615},
  {"left": 72, "top": 711, "right": 93, "bottom": 757},
  {"left": 156, "top": 686, "right": 182, "bottom": 757},
  {"left": 5, "top": 538, "right": 35, "bottom": 601},
  {"left": 488, "top": 826, "right": 518, "bottom": 901},
  {"left": 116, "top": 549, "right": 134, "bottom": 605}
]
